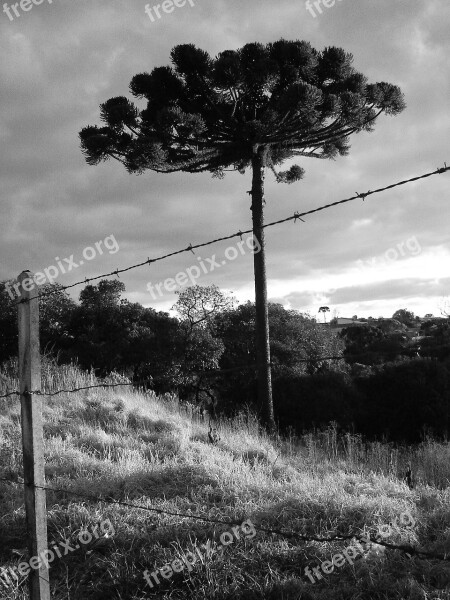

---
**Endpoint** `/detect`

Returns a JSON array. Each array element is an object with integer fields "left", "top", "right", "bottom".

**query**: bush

[
  {"left": 355, "top": 358, "right": 450, "bottom": 442},
  {"left": 273, "top": 371, "right": 359, "bottom": 433}
]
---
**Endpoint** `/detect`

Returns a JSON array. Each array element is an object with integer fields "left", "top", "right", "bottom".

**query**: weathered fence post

[{"left": 18, "top": 271, "right": 50, "bottom": 600}]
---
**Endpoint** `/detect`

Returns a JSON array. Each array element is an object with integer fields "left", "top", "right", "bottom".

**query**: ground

[{"left": 0, "top": 362, "right": 450, "bottom": 599}]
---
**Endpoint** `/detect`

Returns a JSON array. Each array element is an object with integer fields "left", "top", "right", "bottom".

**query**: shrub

[
  {"left": 355, "top": 358, "right": 450, "bottom": 442},
  {"left": 273, "top": 371, "right": 359, "bottom": 433}
]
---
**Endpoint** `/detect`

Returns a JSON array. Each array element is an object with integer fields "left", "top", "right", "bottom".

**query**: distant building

[
  {"left": 422, "top": 315, "right": 446, "bottom": 322},
  {"left": 330, "top": 317, "right": 369, "bottom": 332},
  {"left": 335, "top": 318, "right": 368, "bottom": 326}
]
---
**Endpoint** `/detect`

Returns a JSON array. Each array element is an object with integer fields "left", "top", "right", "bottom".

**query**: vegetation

[
  {"left": 393, "top": 309, "right": 417, "bottom": 327},
  {"left": 79, "top": 39, "right": 405, "bottom": 429},
  {"left": 0, "top": 281, "right": 348, "bottom": 423},
  {"left": 1, "top": 359, "right": 449, "bottom": 599},
  {"left": 2, "top": 280, "right": 450, "bottom": 442}
]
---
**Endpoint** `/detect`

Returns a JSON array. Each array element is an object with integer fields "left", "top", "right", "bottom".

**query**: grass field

[{"left": 1, "top": 359, "right": 450, "bottom": 599}]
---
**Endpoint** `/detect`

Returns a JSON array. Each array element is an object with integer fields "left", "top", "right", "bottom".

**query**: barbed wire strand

[
  {"left": 0, "top": 365, "right": 263, "bottom": 399},
  {"left": 0, "top": 390, "right": 22, "bottom": 400},
  {"left": 1, "top": 340, "right": 449, "bottom": 400},
  {"left": 0, "top": 476, "right": 446, "bottom": 562},
  {"left": 1, "top": 166, "right": 449, "bottom": 587},
  {"left": 12, "top": 163, "right": 449, "bottom": 305}
]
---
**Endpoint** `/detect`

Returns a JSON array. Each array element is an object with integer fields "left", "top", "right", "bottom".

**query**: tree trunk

[{"left": 251, "top": 148, "right": 275, "bottom": 431}]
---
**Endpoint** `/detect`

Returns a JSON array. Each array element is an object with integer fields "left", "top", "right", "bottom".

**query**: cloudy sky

[{"left": 1, "top": 0, "right": 449, "bottom": 319}]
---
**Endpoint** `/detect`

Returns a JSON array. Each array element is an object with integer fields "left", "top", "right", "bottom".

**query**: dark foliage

[
  {"left": 273, "top": 370, "right": 359, "bottom": 432},
  {"left": 355, "top": 359, "right": 450, "bottom": 442},
  {"left": 340, "top": 323, "right": 410, "bottom": 365},
  {"left": 213, "top": 302, "right": 346, "bottom": 415},
  {"left": 80, "top": 40, "right": 405, "bottom": 180},
  {"left": 3, "top": 277, "right": 448, "bottom": 442},
  {"left": 0, "top": 282, "right": 76, "bottom": 362}
]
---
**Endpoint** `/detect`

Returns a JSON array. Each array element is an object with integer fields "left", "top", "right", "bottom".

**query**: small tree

[
  {"left": 318, "top": 306, "right": 330, "bottom": 323},
  {"left": 392, "top": 309, "right": 415, "bottom": 327},
  {"left": 79, "top": 40, "right": 405, "bottom": 429},
  {"left": 172, "top": 284, "right": 236, "bottom": 335},
  {"left": 0, "top": 282, "right": 76, "bottom": 362},
  {"left": 339, "top": 324, "right": 386, "bottom": 365},
  {"left": 439, "top": 298, "right": 450, "bottom": 318},
  {"left": 172, "top": 285, "right": 234, "bottom": 408}
]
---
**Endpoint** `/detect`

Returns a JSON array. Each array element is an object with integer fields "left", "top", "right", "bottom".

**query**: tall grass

[
  {"left": 1, "top": 358, "right": 450, "bottom": 487},
  {"left": 0, "top": 359, "right": 449, "bottom": 600},
  {"left": 0, "top": 355, "right": 97, "bottom": 395},
  {"left": 289, "top": 423, "right": 450, "bottom": 489}
]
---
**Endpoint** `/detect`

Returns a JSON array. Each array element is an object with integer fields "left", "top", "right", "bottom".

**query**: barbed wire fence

[
  {"left": 9, "top": 162, "right": 449, "bottom": 305},
  {"left": 1, "top": 163, "right": 450, "bottom": 599},
  {"left": 0, "top": 161, "right": 446, "bottom": 403},
  {"left": 2, "top": 340, "right": 450, "bottom": 401},
  {"left": 0, "top": 475, "right": 448, "bottom": 562}
]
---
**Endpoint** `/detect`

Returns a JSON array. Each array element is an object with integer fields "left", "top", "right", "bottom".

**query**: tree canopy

[
  {"left": 172, "top": 284, "right": 236, "bottom": 334},
  {"left": 80, "top": 40, "right": 405, "bottom": 180},
  {"left": 392, "top": 309, "right": 415, "bottom": 327}
]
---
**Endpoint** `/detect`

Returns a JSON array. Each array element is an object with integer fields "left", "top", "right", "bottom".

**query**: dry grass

[{"left": 0, "top": 359, "right": 450, "bottom": 599}]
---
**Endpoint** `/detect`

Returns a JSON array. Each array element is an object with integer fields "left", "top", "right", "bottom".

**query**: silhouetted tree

[
  {"left": 0, "top": 282, "right": 76, "bottom": 362},
  {"left": 79, "top": 39, "right": 405, "bottom": 428},
  {"left": 0, "top": 282, "right": 17, "bottom": 362},
  {"left": 356, "top": 359, "right": 450, "bottom": 442},
  {"left": 171, "top": 286, "right": 231, "bottom": 406},
  {"left": 318, "top": 306, "right": 330, "bottom": 323},
  {"left": 39, "top": 284, "right": 77, "bottom": 354},
  {"left": 340, "top": 324, "right": 385, "bottom": 364},
  {"left": 172, "top": 284, "right": 236, "bottom": 335},
  {"left": 392, "top": 308, "right": 415, "bottom": 327},
  {"left": 215, "top": 302, "right": 346, "bottom": 412}
]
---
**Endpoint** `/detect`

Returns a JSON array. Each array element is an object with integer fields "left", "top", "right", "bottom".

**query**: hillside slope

[{"left": 0, "top": 362, "right": 450, "bottom": 599}]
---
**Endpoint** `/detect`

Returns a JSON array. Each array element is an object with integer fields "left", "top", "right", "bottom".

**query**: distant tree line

[
  {"left": 0, "top": 279, "right": 344, "bottom": 399},
  {"left": 275, "top": 359, "right": 450, "bottom": 442},
  {"left": 1, "top": 280, "right": 449, "bottom": 442}
]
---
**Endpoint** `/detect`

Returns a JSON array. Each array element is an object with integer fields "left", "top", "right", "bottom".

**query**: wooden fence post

[{"left": 18, "top": 271, "right": 50, "bottom": 600}]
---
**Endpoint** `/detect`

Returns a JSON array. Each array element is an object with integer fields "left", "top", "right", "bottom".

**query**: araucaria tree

[{"left": 79, "top": 40, "right": 405, "bottom": 430}]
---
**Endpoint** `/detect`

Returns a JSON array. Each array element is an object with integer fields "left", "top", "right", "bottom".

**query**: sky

[{"left": 1, "top": 0, "right": 449, "bottom": 319}]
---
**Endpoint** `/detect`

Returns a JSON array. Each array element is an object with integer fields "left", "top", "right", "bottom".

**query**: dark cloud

[
  {"left": 330, "top": 278, "right": 450, "bottom": 305},
  {"left": 1, "top": 0, "right": 448, "bottom": 316}
]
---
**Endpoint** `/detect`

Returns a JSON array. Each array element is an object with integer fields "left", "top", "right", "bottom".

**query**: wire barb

[
  {"left": 10, "top": 162, "right": 450, "bottom": 305},
  {"left": 4, "top": 343, "right": 448, "bottom": 401},
  {"left": 0, "top": 475, "right": 447, "bottom": 562},
  {"left": 0, "top": 390, "right": 21, "bottom": 399}
]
